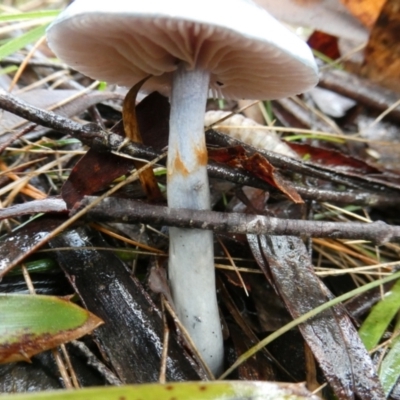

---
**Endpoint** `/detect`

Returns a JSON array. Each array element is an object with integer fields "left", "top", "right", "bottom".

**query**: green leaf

[
  {"left": 380, "top": 334, "right": 400, "bottom": 396},
  {"left": 359, "top": 279, "right": 400, "bottom": 350},
  {"left": 379, "top": 316, "right": 400, "bottom": 396},
  {"left": 8, "top": 258, "right": 58, "bottom": 276},
  {"left": 0, "top": 294, "right": 103, "bottom": 363},
  {"left": 0, "top": 65, "right": 18, "bottom": 75},
  {"left": 0, "top": 381, "right": 318, "bottom": 400},
  {"left": 97, "top": 81, "right": 108, "bottom": 91},
  {"left": 0, "top": 24, "right": 48, "bottom": 61},
  {"left": 0, "top": 10, "right": 60, "bottom": 22}
]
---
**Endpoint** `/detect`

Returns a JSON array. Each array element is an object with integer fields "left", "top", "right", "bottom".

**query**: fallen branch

[
  {"left": 0, "top": 89, "right": 158, "bottom": 160},
  {"left": 77, "top": 196, "right": 400, "bottom": 245},
  {"left": 0, "top": 198, "right": 67, "bottom": 220},
  {"left": 206, "top": 128, "right": 400, "bottom": 191},
  {"left": 0, "top": 90, "right": 397, "bottom": 207},
  {"left": 319, "top": 69, "right": 400, "bottom": 123}
]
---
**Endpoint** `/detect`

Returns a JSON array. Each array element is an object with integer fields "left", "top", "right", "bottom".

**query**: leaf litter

[{"left": 1, "top": 0, "right": 400, "bottom": 399}]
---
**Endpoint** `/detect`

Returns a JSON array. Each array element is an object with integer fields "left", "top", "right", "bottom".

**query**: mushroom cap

[{"left": 47, "top": 0, "right": 318, "bottom": 99}]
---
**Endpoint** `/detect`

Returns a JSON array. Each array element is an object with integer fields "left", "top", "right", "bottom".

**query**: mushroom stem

[{"left": 167, "top": 63, "right": 223, "bottom": 375}]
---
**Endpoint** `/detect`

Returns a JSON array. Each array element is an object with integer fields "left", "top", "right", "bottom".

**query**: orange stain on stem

[
  {"left": 195, "top": 145, "right": 208, "bottom": 166},
  {"left": 171, "top": 153, "right": 189, "bottom": 176},
  {"left": 170, "top": 146, "right": 208, "bottom": 176}
]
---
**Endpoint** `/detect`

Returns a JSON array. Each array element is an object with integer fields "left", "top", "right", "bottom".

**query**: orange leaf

[
  {"left": 340, "top": 0, "right": 385, "bottom": 28},
  {"left": 123, "top": 79, "right": 163, "bottom": 202},
  {"left": 361, "top": 0, "right": 400, "bottom": 91}
]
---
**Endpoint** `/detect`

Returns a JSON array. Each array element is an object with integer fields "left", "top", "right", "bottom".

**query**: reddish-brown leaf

[
  {"left": 62, "top": 150, "right": 133, "bottom": 208},
  {"left": 287, "top": 142, "right": 382, "bottom": 174},
  {"left": 307, "top": 31, "right": 340, "bottom": 60},
  {"left": 207, "top": 146, "right": 247, "bottom": 164},
  {"left": 241, "top": 154, "right": 303, "bottom": 204},
  {"left": 62, "top": 91, "right": 170, "bottom": 208},
  {"left": 209, "top": 148, "right": 303, "bottom": 204}
]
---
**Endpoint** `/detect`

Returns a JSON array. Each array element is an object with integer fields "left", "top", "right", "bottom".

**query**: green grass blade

[
  {"left": 7, "top": 258, "right": 57, "bottom": 276},
  {"left": 0, "top": 381, "right": 317, "bottom": 400},
  {"left": 359, "top": 279, "right": 400, "bottom": 350},
  {"left": 0, "top": 10, "right": 60, "bottom": 22},
  {"left": 0, "top": 65, "right": 18, "bottom": 75},
  {"left": 0, "top": 23, "right": 48, "bottom": 60},
  {"left": 220, "top": 270, "right": 400, "bottom": 379},
  {"left": 379, "top": 330, "right": 400, "bottom": 397}
]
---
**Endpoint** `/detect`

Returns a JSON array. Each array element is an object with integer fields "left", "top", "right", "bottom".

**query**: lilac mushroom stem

[{"left": 167, "top": 63, "right": 223, "bottom": 375}]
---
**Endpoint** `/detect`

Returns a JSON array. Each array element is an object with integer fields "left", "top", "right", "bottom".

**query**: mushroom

[{"left": 47, "top": 0, "right": 318, "bottom": 375}]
